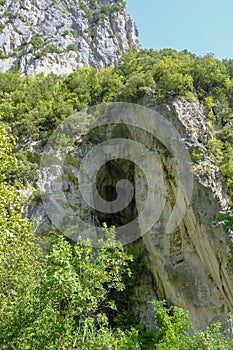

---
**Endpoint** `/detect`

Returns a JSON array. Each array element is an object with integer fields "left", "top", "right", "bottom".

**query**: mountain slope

[{"left": 0, "top": 0, "right": 139, "bottom": 75}]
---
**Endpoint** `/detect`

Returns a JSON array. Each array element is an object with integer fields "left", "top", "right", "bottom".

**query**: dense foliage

[
  {"left": 0, "top": 49, "right": 232, "bottom": 189},
  {"left": 0, "top": 129, "right": 136, "bottom": 347},
  {"left": 0, "top": 48, "right": 233, "bottom": 348}
]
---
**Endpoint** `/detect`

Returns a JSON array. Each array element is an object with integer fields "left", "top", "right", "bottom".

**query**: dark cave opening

[{"left": 95, "top": 158, "right": 139, "bottom": 228}]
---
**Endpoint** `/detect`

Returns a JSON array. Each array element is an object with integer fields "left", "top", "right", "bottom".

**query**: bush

[{"left": 66, "top": 43, "right": 77, "bottom": 52}]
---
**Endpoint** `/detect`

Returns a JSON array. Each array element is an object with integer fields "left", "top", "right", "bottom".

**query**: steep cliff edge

[
  {"left": 0, "top": 0, "right": 139, "bottom": 75},
  {"left": 135, "top": 98, "right": 233, "bottom": 330}
]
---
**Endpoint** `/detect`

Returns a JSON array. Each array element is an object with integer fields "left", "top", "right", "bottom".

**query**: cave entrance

[{"left": 95, "top": 158, "right": 139, "bottom": 230}]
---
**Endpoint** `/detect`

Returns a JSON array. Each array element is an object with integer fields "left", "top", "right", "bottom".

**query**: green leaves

[
  {"left": 151, "top": 301, "right": 233, "bottom": 350},
  {"left": 30, "top": 34, "right": 44, "bottom": 49},
  {"left": 152, "top": 300, "right": 191, "bottom": 349},
  {"left": 0, "top": 127, "right": 137, "bottom": 347},
  {"left": 0, "top": 221, "right": 135, "bottom": 349},
  {"left": 0, "top": 123, "right": 16, "bottom": 182}
]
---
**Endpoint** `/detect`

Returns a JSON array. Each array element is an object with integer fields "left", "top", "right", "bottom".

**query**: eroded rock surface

[
  {"left": 0, "top": 0, "right": 139, "bottom": 75},
  {"left": 30, "top": 100, "right": 233, "bottom": 330}
]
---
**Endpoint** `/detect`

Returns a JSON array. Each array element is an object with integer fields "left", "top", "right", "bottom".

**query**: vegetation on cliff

[
  {"left": 0, "top": 48, "right": 233, "bottom": 348},
  {"left": 0, "top": 49, "right": 232, "bottom": 189}
]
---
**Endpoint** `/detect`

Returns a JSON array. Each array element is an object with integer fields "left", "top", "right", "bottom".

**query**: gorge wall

[
  {"left": 31, "top": 98, "right": 233, "bottom": 331},
  {"left": 1, "top": 0, "right": 232, "bottom": 334},
  {"left": 0, "top": 0, "right": 139, "bottom": 75}
]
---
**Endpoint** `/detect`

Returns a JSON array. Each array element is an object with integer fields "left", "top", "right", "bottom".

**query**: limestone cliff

[
  {"left": 32, "top": 98, "right": 233, "bottom": 331},
  {"left": 0, "top": 0, "right": 139, "bottom": 75},
  {"left": 1, "top": 0, "right": 232, "bottom": 337},
  {"left": 135, "top": 98, "right": 233, "bottom": 330}
]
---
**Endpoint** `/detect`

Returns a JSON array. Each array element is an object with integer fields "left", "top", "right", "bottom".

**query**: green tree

[
  {"left": 152, "top": 300, "right": 192, "bottom": 349},
  {"left": 98, "top": 67, "right": 123, "bottom": 102},
  {"left": 118, "top": 71, "right": 156, "bottom": 102},
  {"left": 151, "top": 300, "right": 233, "bottom": 350},
  {"left": 0, "top": 219, "right": 140, "bottom": 349},
  {"left": 0, "top": 123, "right": 42, "bottom": 346},
  {"left": 0, "top": 122, "right": 139, "bottom": 348},
  {"left": 191, "top": 54, "right": 231, "bottom": 95}
]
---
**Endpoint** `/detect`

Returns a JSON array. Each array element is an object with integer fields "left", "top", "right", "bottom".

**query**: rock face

[
  {"left": 135, "top": 98, "right": 233, "bottom": 330},
  {"left": 2, "top": 0, "right": 232, "bottom": 335},
  {"left": 0, "top": 0, "right": 139, "bottom": 75},
  {"left": 33, "top": 99, "right": 233, "bottom": 331}
]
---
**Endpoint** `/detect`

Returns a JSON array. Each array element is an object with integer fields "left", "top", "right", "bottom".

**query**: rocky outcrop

[
  {"left": 139, "top": 171, "right": 233, "bottom": 331},
  {"left": 30, "top": 98, "right": 233, "bottom": 331},
  {"left": 2, "top": 0, "right": 232, "bottom": 335},
  {"left": 0, "top": 0, "right": 139, "bottom": 75},
  {"left": 134, "top": 97, "right": 233, "bottom": 330}
]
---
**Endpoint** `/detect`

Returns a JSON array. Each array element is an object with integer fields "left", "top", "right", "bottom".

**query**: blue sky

[{"left": 126, "top": 0, "right": 233, "bottom": 59}]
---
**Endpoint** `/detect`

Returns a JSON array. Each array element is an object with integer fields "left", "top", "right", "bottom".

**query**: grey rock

[
  {"left": 29, "top": 98, "right": 233, "bottom": 330},
  {"left": 0, "top": 0, "right": 139, "bottom": 75}
]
